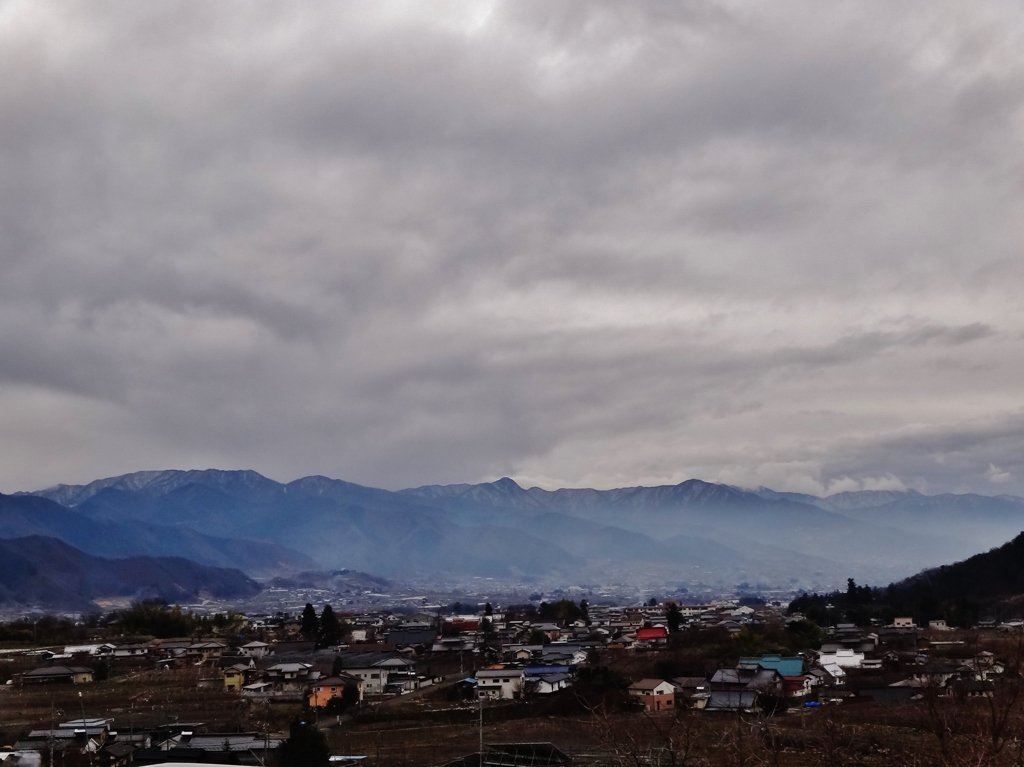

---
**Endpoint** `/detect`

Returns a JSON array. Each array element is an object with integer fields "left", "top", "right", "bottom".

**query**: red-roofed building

[
  {"left": 783, "top": 676, "right": 812, "bottom": 699},
  {"left": 633, "top": 627, "right": 669, "bottom": 649}
]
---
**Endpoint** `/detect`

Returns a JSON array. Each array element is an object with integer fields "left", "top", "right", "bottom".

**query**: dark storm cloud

[{"left": 1, "top": 0, "right": 1023, "bottom": 496}]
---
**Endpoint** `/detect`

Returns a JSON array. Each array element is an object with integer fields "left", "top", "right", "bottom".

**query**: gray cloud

[{"left": 1, "top": 1, "right": 1024, "bottom": 496}]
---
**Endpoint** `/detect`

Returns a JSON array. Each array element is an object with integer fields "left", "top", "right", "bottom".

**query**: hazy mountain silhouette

[
  {"left": 0, "top": 492, "right": 317, "bottom": 576},
  {"left": 0, "top": 535, "right": 261, "bottom": 610},
  {"left": 24, "top": 469, "right": 1024, "bottom": 586}
]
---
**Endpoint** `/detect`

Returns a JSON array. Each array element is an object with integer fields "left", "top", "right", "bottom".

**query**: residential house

[
  {"left": 628, "top": 679, "right": 677, "bottom": 711},
  {"left": 711, "top": 667, "right": 783, "bottom": 696},
  {"left": 15, "top": 725, "right": 109, "bottom": 755},
  {"left": 816, "top": 647, "right": 865, "bottom": 669},
  {"left": 222, "top": 663, "right": 252, "bottom": 692},
  {"left": 378, "top": 657, "right": 419, "bottom": 693},
  {"left": 309, "top": 674, "right": 364, "bottom": 708},
  {"left": 174, "top": 733, "right": 283, "bottom": 765},
  {"left": 101, "top": 731, "right": 150, "bottom": 767},
  {"left": 541, "top": 645, "right": 588, "bottom": 665},
  {"left": 342, "top": 655, "right": 418, "bottom": 695},
  {"left": 782, "top": 676, "right": 813, "bottom": 699},
  {"left": 809, "top": 666, "right": 844, "bottom": 688},
  {"left": 909, "top": 661, "right": 960, "bottom": 688},
  {"left": 432, "top": 637, "right": 475, "bottom": 653},
  {"left": 20, "top": 666, "right": 94, "bottom": 685},
  {"left": 444, "top": 616, "right": 481, "bottom": 634},
  {"left": 111, "top": 643, "right": 150, "bottom": 659},
  {"left": 632, "top": 627, "right": 669, "bottom": 650},
  {"left": 525, "top": 672, "right": 571, "bottom": 695},
  {"left": 64, "top": 644, "right": 115, "bottom": 657},
  {"left": 704, "top": 690, "right": 758, "bottom": 713},
  {"left": 153, "top": 639, "right": 193, "bottom": 659},
  {"left": 218, "top": 655, "right": 255, "bottom": 670},
  {"left": 671, "top": 677, "right": 710, "bottom": 709},
  {"left": 186, "top": 641, "right": 227, "bottom": 663},
  {"left": 238, "top": 641, "right": 273, "bottom": 659},
  {"left": 717, "top": 621, "right": 744, "bottom": 636},
  {"left": 136, "top": 731, "right": 281, "bottom": 765},
  {"left": 386, "top": 627, "right": 438, "bottom": 651},
  {"left": 507, "top": 645, "right": 544, "bottom": 662},
  {"left": 531, "top": 623, "right": 562, "bottom": 641},
  {"left": 263, "top": 662, "right": 318, "bottom": 691},
  {"left": 476, "top": 668, "right": 524, "bottom": 700},
  {"left": 241, "top": 681, "right": 274, "bottom": 696},
  {"left": 739, "top": 655, "right": 804, "bottom": 678}
]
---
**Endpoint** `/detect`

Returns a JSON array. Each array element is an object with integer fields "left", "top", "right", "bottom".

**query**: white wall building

[
  {"left": 476, "top": 669, "right": 524, "bottom": 700},
  {"left": 817, "top": 648, "right": 864, "bottom": 669}
]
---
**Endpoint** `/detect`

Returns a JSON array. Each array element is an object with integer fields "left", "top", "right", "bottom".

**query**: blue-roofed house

[{"left": 739, "top": 655, "right": 805, "bottom": 678}]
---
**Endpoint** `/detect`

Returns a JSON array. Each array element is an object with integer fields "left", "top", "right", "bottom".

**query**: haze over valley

[{"left": 1, "top": 467, "right": 1022, "bottom": 609}]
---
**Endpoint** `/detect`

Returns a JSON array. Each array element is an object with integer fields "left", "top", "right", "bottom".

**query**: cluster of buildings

[
  {"left": 626, "top": 617, "right": 1011, "bottom": 714},
  {"left": 4, "top": 599, "right": 1014, "bottom": 767},
  {"left": 8, "top": 718, "right": 282, "bottom": 767}
]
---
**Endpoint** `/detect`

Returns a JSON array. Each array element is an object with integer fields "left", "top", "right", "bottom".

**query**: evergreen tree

[
  {"left": 480, "top": 617, "right": 497, "bottom": 646},
  {"left": 318, "top": 604, "right": 343, "bottom": 648},
  {"left": 342, "top": 683, "right": 360, "bottom": 708},
  {"left": 538, "top": 599, "right": 583, "bottom": 626},
  {"left": 666, "top": 602, "right": 682, "bottom": 633},
  {"left": 279, "top": 717, "right": 329, "bottom": 767},
  {"left": 300, "top": 603, "right": 319, "bottom": 642},
  {"left": 484, "top": 602, "right": 493, "bottom": 616}
]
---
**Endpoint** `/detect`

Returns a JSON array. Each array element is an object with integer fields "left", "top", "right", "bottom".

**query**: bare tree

[
  {"left": 586, "top": 700, "right": 709, "bottom": 767},
  {"left": 918, "top": 629, "right": 1024, "bottom": 767}
]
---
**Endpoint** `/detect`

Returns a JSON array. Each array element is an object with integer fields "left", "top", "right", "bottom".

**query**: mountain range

[
  {"left": 0, "top": 493, "right": 317, "bottom": 577},
  {"left": 0, "top": 535, "right": 261, "bottom": 610},
  {"left": 7, "top": 469, "right": 1024, "bottom": 592}
]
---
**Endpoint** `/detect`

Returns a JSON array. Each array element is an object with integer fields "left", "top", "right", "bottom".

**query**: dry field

[{"left": 0, "top": 665, "right": 302, "bottom": 743}]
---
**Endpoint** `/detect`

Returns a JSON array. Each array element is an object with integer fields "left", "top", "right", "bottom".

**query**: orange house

[{"left": 308, "top": 674, "right": 363, "bottom": 708}]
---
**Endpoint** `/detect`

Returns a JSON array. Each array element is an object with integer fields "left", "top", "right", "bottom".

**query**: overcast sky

[{"left": 2, "top": 1, "right": 1023, "bottom": 496}]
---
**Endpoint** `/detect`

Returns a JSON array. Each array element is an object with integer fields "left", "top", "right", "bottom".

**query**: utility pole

[
  {"left": 49, "top": 700, "right": 54, "bottom": 767},
  {"left": 78, "top": 692, "right": 94, "bottom": 767},
  {"left": 263, "top": 700, "right": 269, "bottom": 766}
]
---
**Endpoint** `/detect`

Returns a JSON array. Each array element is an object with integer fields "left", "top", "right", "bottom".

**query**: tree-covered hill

[{"left": 790, "top": 531, "right": 1024, "bottom": 627}]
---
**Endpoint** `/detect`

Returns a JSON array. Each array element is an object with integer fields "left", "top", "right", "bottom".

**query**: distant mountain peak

[
  {"left": 490, "top": 477, "right": 523, "bottom": 491},
  {"left": 34, "top": 468, "right": 285, "bottom": 507}
]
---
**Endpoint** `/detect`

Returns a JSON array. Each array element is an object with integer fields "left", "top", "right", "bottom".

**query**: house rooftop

[
  {"left": 629, "top": 678, "right": 673, "bottom": 691},
  {"left": 313, "top": 675, "right": 358, "bottom": 687},
  {"left": 23, "top": 665, "right": 92, "bottom": 677}
]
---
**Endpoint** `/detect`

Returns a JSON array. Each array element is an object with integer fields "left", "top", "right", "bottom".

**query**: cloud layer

[{"left": 2, "top": 0, "right": 1024, "bottom": 495}]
